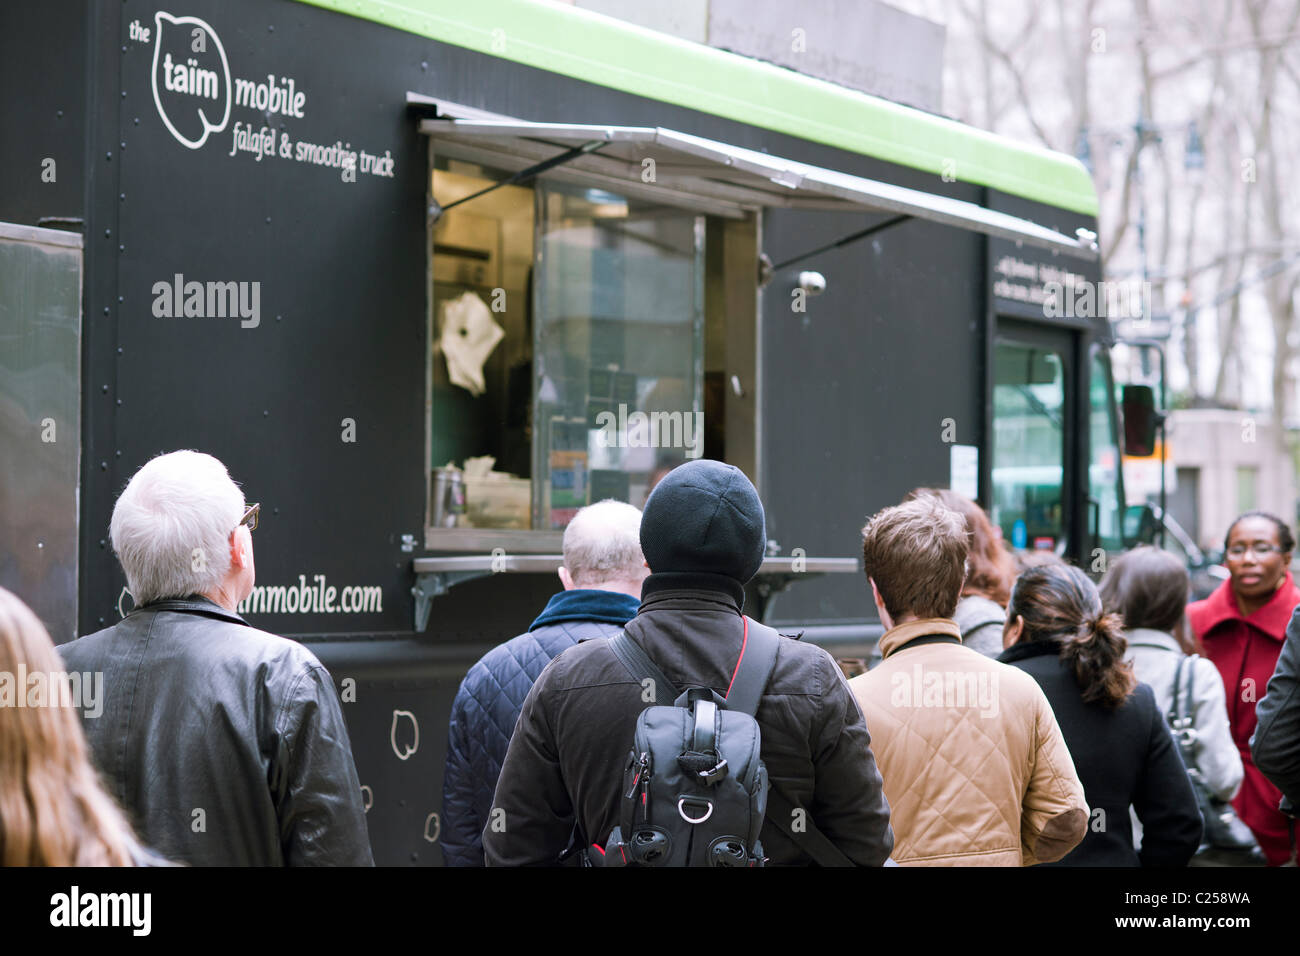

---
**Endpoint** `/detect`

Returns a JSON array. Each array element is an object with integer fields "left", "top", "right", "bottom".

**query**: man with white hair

[
  {"left": 59, "top": 450, "right": 372, "bottom": 866},
  {"left": 441, "top": 499, "right": 649, "bottom": 866}
]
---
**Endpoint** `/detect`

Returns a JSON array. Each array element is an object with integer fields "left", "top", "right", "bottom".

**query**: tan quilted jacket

[{"left": 849, "top": 619, "right": 1088, "bottom": 866}]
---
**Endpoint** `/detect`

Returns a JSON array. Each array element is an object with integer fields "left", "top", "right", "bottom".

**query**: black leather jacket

[{"left": 60, "top": 597, "right": 373, "bottom": 866}]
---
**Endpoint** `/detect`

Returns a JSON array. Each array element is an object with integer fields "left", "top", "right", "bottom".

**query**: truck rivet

[
  {"left": 101, "top": 384, "right": 108, "bottom": 393},
  {"left": 104, "top": 229, "right": 111, "bottom": 238},
  {"left": 100, "top": 461, "right": 108, "bottom": 470}
]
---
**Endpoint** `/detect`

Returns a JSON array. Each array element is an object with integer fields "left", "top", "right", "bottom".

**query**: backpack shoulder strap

[
  {"left": 608, "top": 631, "right": 681, "bottom": 701},
  {"left": 727, "top": 618, "right": 856, "bottom": 868},
  {"left": 724, "top": 617, "right": 781, "bottom": 716}
]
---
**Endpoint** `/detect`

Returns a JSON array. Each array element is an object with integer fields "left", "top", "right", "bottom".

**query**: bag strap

[
  {"left": 723, "top": 617, "right": 780, "bottom": 716},
  {"left": 608, "top": 631, "right": 680, "bottom": 702},
  {"left": 1167, "top": 654, "right": 1198, "bottom": 767},
  {"left": 1168, "top": 654, "right": 1188, "bottom": 723},
  {"left": 764, "top": 787, "right": 855, "bottom": 867}
]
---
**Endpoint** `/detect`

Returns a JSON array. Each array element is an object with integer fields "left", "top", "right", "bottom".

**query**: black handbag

[{"left": 1167, "top": 654, "right": 1267, "bottom": 866}]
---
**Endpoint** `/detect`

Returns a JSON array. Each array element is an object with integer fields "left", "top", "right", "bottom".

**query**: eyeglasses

[
  {"left": 1226, "top": 543, "right": 1278, "bottom": 559},
  {"left": 239, "top": 502, "right": 261, "bottom": 533}
]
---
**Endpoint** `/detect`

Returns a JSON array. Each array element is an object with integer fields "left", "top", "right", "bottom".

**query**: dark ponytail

[{"left": 1008, "top": 565, "right": 1137, "bottom": 708}]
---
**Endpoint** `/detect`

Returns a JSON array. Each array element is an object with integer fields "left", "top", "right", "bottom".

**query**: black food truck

[{"left": 1, "top": 0, "right": 1146, "bottom": 864}]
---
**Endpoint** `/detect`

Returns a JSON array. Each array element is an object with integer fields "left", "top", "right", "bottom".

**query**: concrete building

[{"left": 1152, "top": 408, "right": 1298, "bottom": 551}]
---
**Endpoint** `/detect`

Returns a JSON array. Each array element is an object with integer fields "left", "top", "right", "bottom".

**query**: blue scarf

[{"left": 529, "top": 588, "right": 640, "bottom": 631}]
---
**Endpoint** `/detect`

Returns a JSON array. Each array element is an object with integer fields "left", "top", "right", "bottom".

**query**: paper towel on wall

[{"left": 440, "top": 291, "right": 505, "bottom": 396}]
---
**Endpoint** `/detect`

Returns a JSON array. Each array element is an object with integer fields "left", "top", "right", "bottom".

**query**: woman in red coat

[{"left": 1188, "top": 511, "right": 1300, "bottom": 865}]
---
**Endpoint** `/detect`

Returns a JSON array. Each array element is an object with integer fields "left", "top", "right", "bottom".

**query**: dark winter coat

[
  {"left": 999, "top": 639, "right": 1202, "bottom": 866},
  {"left": 440, "top": 588, "right": 639, "bottom": 867},
  {"left": 1254, "top": 604, "right": 1300, "bottom": 818},
  {"left": 482, "top": 574, "right": 895, "bottom": 866}
]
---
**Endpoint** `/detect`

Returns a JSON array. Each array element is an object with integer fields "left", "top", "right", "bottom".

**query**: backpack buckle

[{"left": 698, "top": 757, "right": 728, "bottom": 784}]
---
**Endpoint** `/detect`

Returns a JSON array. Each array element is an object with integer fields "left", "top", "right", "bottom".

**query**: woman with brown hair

[
  {"left": 999, "top": 564, "right": 1202, "bottom": 865},
  {"left": 0, "top": 586, "right": 156, "bottom": 866},
  {"left": 1101, "top": 547, "right": 1243, "bottom": 806},
  {"left": 910, "top": 488, "right": 1016, "bottom": 657}
]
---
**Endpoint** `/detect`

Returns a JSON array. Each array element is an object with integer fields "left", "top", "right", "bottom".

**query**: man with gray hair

[
  {"left": 441, "top": 499, "right": 649, "bottom": 866},
  {"left": 59, "top": 450, "right": 372, "bottom": 866}
]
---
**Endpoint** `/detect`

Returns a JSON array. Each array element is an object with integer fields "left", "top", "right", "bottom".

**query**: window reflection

[
  {"left": 992, "top": 343, "right": 1065, "bottom": 551},
  {"left": 1088, "top": 351, "right": 1123, "bottom": 551},
  {"left": 533, "top": 184, "right": 704, "bottom": 529}
]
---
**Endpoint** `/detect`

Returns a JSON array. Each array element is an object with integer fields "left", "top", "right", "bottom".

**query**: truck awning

[{"left": 417, "top": 116, "right": 1098, "bottom": 260}]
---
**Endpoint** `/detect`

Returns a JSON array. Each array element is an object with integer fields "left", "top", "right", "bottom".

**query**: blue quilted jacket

[{"left": 441, "top": 589, "right": 640, "bottom": 866}]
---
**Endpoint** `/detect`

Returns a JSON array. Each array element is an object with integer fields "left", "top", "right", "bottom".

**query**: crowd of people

[{"left": 1, "top": 449, "right": 1298, "bottom": 867}]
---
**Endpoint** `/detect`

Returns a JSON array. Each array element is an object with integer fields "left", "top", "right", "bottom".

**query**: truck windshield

[{"left": 992, "top": 342, "right": 1065, "bottom": 552}]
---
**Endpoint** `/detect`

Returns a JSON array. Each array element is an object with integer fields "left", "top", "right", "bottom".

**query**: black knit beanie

[{"left": 639, "top": 460, "right": 766, "bottom": 584}]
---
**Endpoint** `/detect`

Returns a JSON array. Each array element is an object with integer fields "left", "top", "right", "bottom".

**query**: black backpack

[{"left": 584, "top": 617, "right": 852, "bottom": 867}]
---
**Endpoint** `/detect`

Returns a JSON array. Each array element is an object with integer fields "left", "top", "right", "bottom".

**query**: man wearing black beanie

[{"left": 485, "top": 459, "right": 894, "bottom": 866}]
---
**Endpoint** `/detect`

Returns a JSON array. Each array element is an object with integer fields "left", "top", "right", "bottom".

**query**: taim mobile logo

[{"left": 150, "top": 11, "right": 231, "bottom": 149}]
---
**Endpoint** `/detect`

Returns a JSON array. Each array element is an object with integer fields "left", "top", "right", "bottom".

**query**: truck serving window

[
  {"left": 992, "top": 342, "right": 1065, "bottom": 552},
  {"left": 427, "top": 158, "right": 706, "bottom": 534}
]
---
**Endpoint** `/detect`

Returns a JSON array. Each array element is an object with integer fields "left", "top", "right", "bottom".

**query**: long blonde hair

[{"left": 0, "top": 587, "right": 140, "bottom": 865}]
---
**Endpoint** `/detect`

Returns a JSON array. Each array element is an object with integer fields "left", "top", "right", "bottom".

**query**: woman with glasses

[{"left": 1188, "top": 510, "right": 1300, "bottom": 865}]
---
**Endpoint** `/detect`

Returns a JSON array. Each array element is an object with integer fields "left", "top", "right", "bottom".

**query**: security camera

[{"left": 797, "top": 271, "right": 826, "bottom": 296}]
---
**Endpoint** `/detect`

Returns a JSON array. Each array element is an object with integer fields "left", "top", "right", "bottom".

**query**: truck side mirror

[
  {"left": 1121, "top": 385, "right": 1160, "bottom": 457},
  {"left": 1123, "top": 504, "right": 1159, "bottom": 547}
]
